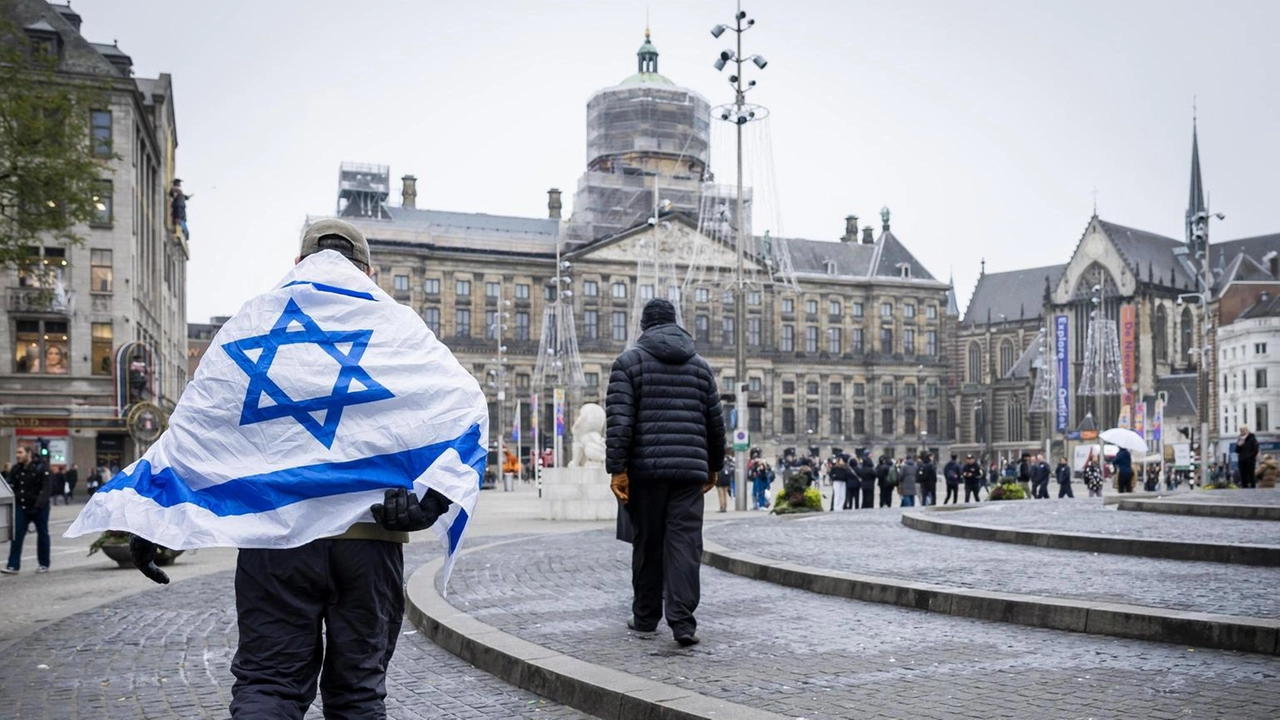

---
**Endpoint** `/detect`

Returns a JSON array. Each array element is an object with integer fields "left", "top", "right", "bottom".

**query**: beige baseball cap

[{"left": 299, "top": 218, "right": 370, "bottom": 269}]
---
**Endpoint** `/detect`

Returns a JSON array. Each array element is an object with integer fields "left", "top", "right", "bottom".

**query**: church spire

[{"left": 1185, "top": 114, "right": 1206, "bottom": 246}]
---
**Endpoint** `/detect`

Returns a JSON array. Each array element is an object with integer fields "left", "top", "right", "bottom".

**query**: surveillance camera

[
  {"left": 711, "top": 24, "right": 727, "bottom": 38},
  {"left": 1176, "top": 297, "right": 1184, "bottom": 306},
  {"left": 752, "top": 55, "right": 768, "bottom": 69},
  {"left": 721, "top": 112, "right": 731, "bottom": 121},
  {"left": 647, "top": 217, "right": 657, "bottom": 226}
]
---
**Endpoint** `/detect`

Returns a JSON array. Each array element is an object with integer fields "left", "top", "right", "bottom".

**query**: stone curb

[
  {"left": 702, "top": 539, "right": 1280, "bottom": 655},
  {"left": 901, "top": 509, "right": 1280, "bottom": 566},
  {"left": 1117, "top": 498, "right": 1280, "bottom": 521},
  {"left": 405, "top": 540, "right": 789, "bottom": 720}
]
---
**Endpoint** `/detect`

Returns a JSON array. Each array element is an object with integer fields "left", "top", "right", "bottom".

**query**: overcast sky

[{"left": 73, "top": 0, "right": 1280, "bottom": 323}]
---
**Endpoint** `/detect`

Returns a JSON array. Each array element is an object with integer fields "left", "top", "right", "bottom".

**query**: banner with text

[
  {"left": 1055, "top": 315, "right": 1070, "bottom": 432},
  {"left": 1120, "top": 304, "right": 1136, "bottom": 412}
]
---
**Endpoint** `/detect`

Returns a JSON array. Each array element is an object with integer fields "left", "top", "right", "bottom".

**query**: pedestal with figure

[{"left": 542, "top": 403, "right": 614, "bottom": 520}]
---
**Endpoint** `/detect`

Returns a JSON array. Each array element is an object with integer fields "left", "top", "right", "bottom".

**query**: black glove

[
  {"left": 129, "top": 535, "right": 170, "bottom": 585},
  {"left": 371, "top": 487, "right": 452, "bottom": 532}
]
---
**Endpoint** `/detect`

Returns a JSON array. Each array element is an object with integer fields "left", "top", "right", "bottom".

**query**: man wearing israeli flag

[{"left": 66, "top": 219, "right": 488, "bottom": 719}]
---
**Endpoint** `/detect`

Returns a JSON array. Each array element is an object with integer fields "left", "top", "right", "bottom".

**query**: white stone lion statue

[{"left": 570, "top": 402, "right": 607, "bottom": 468}]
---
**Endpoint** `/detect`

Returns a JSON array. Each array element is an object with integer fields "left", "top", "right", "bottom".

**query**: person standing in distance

[
  {"left": 607, "top": 299, "right": 726, "bottom": 647},
  {"left": 128, "top": 219, "right": 454, "bottom": 719},
  {"left": 961, "top": 453, "right": 983, "bottom": 503},
  {"left": 3, "top": 446, "right": 53, "bottom": 574},
  {"left": 1055, "top": 456, "right": 1074, "bottom": 498},
  {"left": 1236, "top": 425, "right": 1259, "bottom": 489}
]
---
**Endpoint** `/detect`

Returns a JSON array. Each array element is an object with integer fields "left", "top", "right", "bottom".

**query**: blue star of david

[{"left": 222, "top": 298, "right": 394, "bottom": 448}]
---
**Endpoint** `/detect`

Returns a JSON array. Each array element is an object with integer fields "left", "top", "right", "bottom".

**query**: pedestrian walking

[
  {"left": 1236, "top": 425, "right": 1259, "bottom": 489},
  {"left": 962, "top": 453, "right": 982, "bottom": 503},
  {"left": 111, "top": 219, "right": 479, "bottom": 718},
  {"left": 3, "top": 446, "right": 53, "bottom": 574},
  {"left": 942, "top": 453, "right": 961, "bottom": 505},
  {"left": 63, "top": 464, "right": 79, "bottom": 503},
  {"left": 918, "top": 453, "right": 937, "bottom": 506},
  {"left": 844, "top": 453, "right": 861, "bottom": 510},
  {"left": 1083, "top": 452, "right": 1104, "bottom": 497},
  {"left": 1032, "top": 453, "right": 1051, "bottom": 499},
  {"left": 1055, "top": 456, "right": 1073, "bottom": 499},
  {"left": 715, "top": 455, "right": 734, "bottom": 512},
  {"left": 828, "top": 454, "right": 853, "bottom": 511},
  {"left": 607, "top": 298, "right": 726, "bottom": 648},
  {"left": 876, "top": 456, "right": 896, "bottom": 507},
  {"left": 857, "top": 455, "right": 876, "bottom": 509},
  {"left": 1113, "top": 448, "right": 1134, "bottom": 493},
  {"left": 1017, "top": 453, "right": 1033, "bottom": 499},
  {"left": 898, "top": 456, "right": 918, "bottom": 508}
]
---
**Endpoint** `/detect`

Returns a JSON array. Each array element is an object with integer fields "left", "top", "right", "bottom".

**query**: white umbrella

[{"left": 1100, "top": 428, "right": 1147, "bottom": 454}]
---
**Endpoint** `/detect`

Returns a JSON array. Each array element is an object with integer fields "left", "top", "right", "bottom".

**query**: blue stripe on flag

[
  {"left": 448, "top": 506, "right": 468, "bottom": 553},
  {"left": 282, "top": 280, "right": 377, "bottom": 301},
  {"left": 96, "top": 423, "right": 485, "bottom": 517}
]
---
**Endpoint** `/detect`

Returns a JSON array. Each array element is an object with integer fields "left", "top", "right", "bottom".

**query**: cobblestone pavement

[
  {"left": 0, "top": 541, "right": 589, "bottom": 720},
  {"left": 445, "top": 529, "right": 1280, "bottom": 720},
  {"left": 706, "top": 510, "right": 1280, "bottom": 618},
  {"left": 943, "top": 498, "right": 1280, "bottom": 544},
  {"left": 1135, "top": 488, "right": 1280, "bottom": 507}
]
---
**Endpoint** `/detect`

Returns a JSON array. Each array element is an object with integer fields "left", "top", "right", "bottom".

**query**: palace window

[
  {"left": 780, "top": 325, "right": 795, "bottom": 352},
  {"left": 612, "top": 311, "right": 627, "bottom": 341},
  {"left": 583, "top": 310, "right": 598, "bottom": 340},
  {"left": 424, "top": 307, "right": 440, "bottom": 334}
]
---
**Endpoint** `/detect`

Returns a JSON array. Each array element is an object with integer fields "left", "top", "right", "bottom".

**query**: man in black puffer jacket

[{"left": 606, "top": 299, "right": 725, "bottom": 647}]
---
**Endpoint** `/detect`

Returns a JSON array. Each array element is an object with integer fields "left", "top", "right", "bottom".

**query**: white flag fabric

[{"left": 67, "top": 251, "right": 488, "bottom": 586}]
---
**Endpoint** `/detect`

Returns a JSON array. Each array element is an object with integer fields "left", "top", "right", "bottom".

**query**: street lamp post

[
  {"left": 712, "top": 5, "right": 768, "bottom": 511},
  {"left": 489, "top": 299, "right": 510, "bottom": 489},
  {"left": 1187, "top": 206, "right": 1224, "bottom": 486}
]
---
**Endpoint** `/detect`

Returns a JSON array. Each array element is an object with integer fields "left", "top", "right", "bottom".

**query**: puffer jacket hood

[{"left": 635, "top": 323, "right": 695, "bottom": 364}]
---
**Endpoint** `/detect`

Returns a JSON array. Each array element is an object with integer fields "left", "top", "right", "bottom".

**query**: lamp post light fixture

[{"left": 712, "top": 3, "right": 768, "bottom": 511}]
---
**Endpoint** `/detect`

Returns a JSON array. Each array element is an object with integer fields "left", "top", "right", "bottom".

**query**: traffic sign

[{"left": 733, "top": 429, "right": 749, "bottom": 452}]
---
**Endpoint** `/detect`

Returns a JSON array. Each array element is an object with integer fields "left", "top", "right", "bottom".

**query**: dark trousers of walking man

[
  {"left": 964, "top": 480, "right": 981, "bottom": 503},
  {"left": 1058, "top": 481, "right": 1074, "bottom": 499},
  {"left": 629, "top": 481, "right": 704, "bottom": 639},
  {"left": 944, "top": 484, "right": 958, "bottom": 504}
]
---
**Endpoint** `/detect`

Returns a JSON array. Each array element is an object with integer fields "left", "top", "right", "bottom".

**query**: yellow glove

[
  {"left": 610, "top": 471, "right": 630, "bottom": 505},
  {"left": 703, "top": 470, "right": 717, "bottom": 495}
]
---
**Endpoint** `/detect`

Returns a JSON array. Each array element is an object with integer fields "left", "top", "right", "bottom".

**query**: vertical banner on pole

[
  {"left": 1135, "top": 400, "right": 1146, "bottom": 449},
  {"left": 1055, "top": 315, "right": 1070, "bottom": 432},
  {"left": 1119, "top": 304, "right": 1136, "bottom": 428},
  {"left": 1153, "top": 397, "right": 1163, "bottom": 443},
  {"left": 554, "top": 388, "right": 565, "bottom": 438},
  {"left": 553, "top": 387, "right": 565, "bottom": 469},
  {"left": 513, "top": 399, "right": 522, "bottom": 481},
  {"left": 530, "top": 392, "right": 540, "bottom": 496}
]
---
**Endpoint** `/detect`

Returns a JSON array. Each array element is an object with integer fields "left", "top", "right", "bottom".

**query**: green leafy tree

[{"left": 0, "top": 8, "right": 115, "bottom": 274}]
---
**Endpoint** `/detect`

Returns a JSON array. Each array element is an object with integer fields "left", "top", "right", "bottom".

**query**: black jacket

[
  {"left": 856, "top": 462, "right": 876, "bottom": 489},
  {"left": 10, "top": 460, "right": 51, "bottom": 512},
  {"left": 943, "top": 460, "right": 961, "bottom": 485},
  {"left": 1238, "top": 433, "right": 1259, "bottom": 464},
  {"left": 829, "top": 463, "right": 856, "bottom": 488},
  {"left": 605, "top": 323, "right": 726, "bottom": 483},
  {"left": 919, "top": 462, "right": 938, "bottom": 490},
  {"left": 1055, "top": 462, "right": 1072, "bottom": 484}
]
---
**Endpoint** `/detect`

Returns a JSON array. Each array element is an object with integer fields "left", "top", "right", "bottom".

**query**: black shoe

[
  {"left": 627, "top": 616, "right": 657, "bottom": 633},
  {"left": 675, "top": 634, "right": 700, "bottom": 647}
]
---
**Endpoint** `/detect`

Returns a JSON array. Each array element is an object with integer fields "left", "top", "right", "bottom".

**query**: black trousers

[
  {"left": 861, "top": 483, "right": 875, "bottom": 509},
  {"left": 944, "top": 484, "right": 959, "bottom": 504},
  {"left": 878, "top": 485, "right": 893, "bottom": 507},
  {"left": 844, "top": 484, "right": 859, "bottom": 510},
  {"left": 964, "top": 481, "right": 981, "bottom": 503},
  {"left": 1058, "top": 481, "right": 1074, "bottom": 498},
  {"left": 1240, "top": 460, "right": 1257, "bottom": 489},
  {"left": 628, "top": 480, "right": 704, "bottom": 638},
  {"left": 230, "top": 539, "right": 405, "bottom": 720}
]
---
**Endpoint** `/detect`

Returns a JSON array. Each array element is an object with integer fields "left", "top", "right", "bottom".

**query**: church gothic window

[
  {"left": 967, "top": 341, "right": 983, "bottom": 383},
  {"left": 1154, "top": 305, "right": 1168, "bottom": 361},
  {"left": 999, "top": 339, "right": 1015, "bottom": 378}
]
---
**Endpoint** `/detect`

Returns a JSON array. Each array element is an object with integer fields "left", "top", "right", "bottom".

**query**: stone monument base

[{"left": 541, "top": 467, "right": 615, "bottom": 520}]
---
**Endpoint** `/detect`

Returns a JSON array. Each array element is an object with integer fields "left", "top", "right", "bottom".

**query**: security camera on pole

[{"left": 711, "top": 4, "right": 768, "bottom": 511}]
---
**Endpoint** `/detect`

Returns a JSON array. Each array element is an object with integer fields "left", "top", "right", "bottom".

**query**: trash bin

[{"left": 502, "top": 473, "right": 512, "bottom": 492}]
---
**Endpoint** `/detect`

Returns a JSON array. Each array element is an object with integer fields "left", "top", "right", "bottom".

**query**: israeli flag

[{"left": 67, "top": 251, "right": 488, "bottom": 587}]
